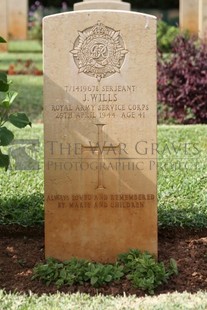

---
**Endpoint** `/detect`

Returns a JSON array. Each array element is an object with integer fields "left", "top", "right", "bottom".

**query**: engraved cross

[{"left": 81, "top": 124, "right": 120, "bottom": 190}]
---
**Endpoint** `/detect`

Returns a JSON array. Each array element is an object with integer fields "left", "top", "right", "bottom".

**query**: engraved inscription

[
  {"left": 46, "top": 193, "right": 155, "bottom": 209},
  {"left": 51, "top": 102, "right": 148, "bottom": 120},
  {"left": 81, "top": 124, "right": 121, "bottom": 190},
  {"left": 71, "top": 21, "right": 128, "bottom": 81},
  {"left": 50, "top": 84, "right": 149, "bottom": 120}
]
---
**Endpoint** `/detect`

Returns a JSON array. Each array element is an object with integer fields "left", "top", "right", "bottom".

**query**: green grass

[
  {"left": 158, "top": 125, "right": 207, "bottom": 228},
  {"left": 0, "top": 54, "right": 43, "bottom": 122},
  {"left": 9, "top": 40, "right": 42, "bottom": 53},
  {"left": 0, "top": 41, "right": 42, "bottom": 74},
  {"left": 0, "top": 125, "right": 206, "bottom": 228},
  {"left": 1, "top": 290, "right": 207, "bottom": 310},
  {"left": 9, "top": 76, "right": 43, "bottom": 122},
  {"left": 0, "top": 52, "right": 42, "bottom": 71},
  {"left": 0, "top": 124, "right": 44, "bottom": 226},
  {"left": 0, "top": 50, "right": 43, "bottom": 123}
]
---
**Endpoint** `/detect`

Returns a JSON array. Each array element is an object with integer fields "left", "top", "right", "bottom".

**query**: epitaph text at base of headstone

[{"left": 44, "top": 10, "right": 157, "bottom": 262}]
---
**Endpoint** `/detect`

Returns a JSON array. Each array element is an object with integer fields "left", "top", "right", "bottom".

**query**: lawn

[
  {"left": 158, "top": 125, "right": 207, "bottom": 228},
  {"left": 10, "top": 76, "right": 43, "bottom": 122},
  {"left": 0, "top": 44, "right": 43, "bottom": 122},
  {"left": 9, "top": 40, "right": 42, "bottom": 53},
  {"left": 1, "top": 290, "right": 207, "bottom": 309},
  {"left": 0, "top": 52, "right": 42, "bottom": 72}
]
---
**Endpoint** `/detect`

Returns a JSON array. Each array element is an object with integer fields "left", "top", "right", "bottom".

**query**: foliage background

[{"left": 29, "top": 0, "right": 179, "bottom": 9}]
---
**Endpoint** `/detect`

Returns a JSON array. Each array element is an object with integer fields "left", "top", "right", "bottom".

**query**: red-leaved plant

[{"left": 158, "top": 36, "right": 207, "bottom": 124}]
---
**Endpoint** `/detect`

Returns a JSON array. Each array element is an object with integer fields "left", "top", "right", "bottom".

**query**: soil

[{"left": 0, "top": 225, "right": 207, "bottom": 296}]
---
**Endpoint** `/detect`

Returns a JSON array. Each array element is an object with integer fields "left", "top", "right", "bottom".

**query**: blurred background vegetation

[{"left": 29, "top": 0, "right": 179, "bottom": 10}]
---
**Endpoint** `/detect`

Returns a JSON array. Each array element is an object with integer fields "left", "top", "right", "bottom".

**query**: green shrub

[
  {"left": 32, "top": 257, "right": 90, "bottom": 287},
  {"left": 158, "top": 35, "right": 207, "bottom": 124},
  {"left": 32, "top": 257, "right": 124, "bottom": 288},
  {"left": 85, "top": 263, "right": 124, "bottom": 287},
  {"left": 118, "top": 249, "right": 178, "bottom": 294},
  {"left": 32, "top": 250, "right": 178, "bottom": 294},
  {"left": 0, "top": 37, "right": 31, "bottom": 170},
  {"left": 157, "top": 20, "right": 180, "bottom": 53}
]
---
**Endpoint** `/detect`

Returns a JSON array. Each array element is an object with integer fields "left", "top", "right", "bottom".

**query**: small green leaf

[
  {"left": 0, "top": 127, "right": 14, "bottom": 146},
  {"left": 2, "top": 91, "right": 18, "bottom": 108},
  {"left": 0, "top": 72, "right": 7, "bottom": 84},
  {"left": 105, "top": 274, "right": 112, "bottom": 282},
  {"left": 169, "top": 258, "right": 178, "bottom": 275},
  {"left": 8, "top": 112, "right": 31, "bottom": 128},
  {"left": 46, "top": 279, "right": 52, "bottom": 286},
  {"left": 55, "top": 278, "right": 64, "bottom": 288},
  {"left": 91, "top": 276, "right": 98, "bottom": 286},
  {"left": 0, "top": 72, "right": 9, "bottom": 92},
  {"left": 0, "top": 37, "right": 6, "bottom": 43},
  {"left": 0, "top": 150, "right": 9, "bottom": 170},
  {"left": 60, "top": 269, "right": 66, "bottom": 279}
]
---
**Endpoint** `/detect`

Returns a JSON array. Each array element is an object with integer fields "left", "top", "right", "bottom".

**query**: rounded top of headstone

[{"left": 74, "top": 0, "right": 130, "bottom": 11}]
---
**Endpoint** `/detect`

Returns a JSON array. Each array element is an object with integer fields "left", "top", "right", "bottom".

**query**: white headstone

[{"left": 44, "top": 1, "right": 157, "bottom": 262}]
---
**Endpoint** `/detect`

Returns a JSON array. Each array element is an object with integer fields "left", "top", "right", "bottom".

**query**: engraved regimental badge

[{"left": 71, "top": 21, "right": 128, "bottom": 82}]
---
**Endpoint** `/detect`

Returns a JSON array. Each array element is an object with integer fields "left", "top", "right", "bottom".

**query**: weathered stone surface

[
  {"left": 8, "top": 0, "right": 28, "bottom": 40},
  {"left": 179, "top": 0, "right": 199, "bottom": 34},
  {"left": 199, "top": 0, "right": 207, "bottom": 39},
  {"left": 0, "top": 0, "right": 8, "bottom": 52},
  {"left": 44, "top": 10, "right": 157, "bottom": 262}
]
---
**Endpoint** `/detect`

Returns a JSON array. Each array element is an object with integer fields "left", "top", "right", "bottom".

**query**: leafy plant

[
  {"left": 158, "top": 35, "right": 207, "bottom": 124},
  {"left": 0, "top": 37, "right": 6, "bottom": 43},
  {"left": 32, "top": 257, "right": 90, "bottom": 287},
  {"left": 32, "top": 250, "right": 177, "bottom": 294},
  {"left": 157, "top": 20, "right": 180, "bottom": 53},
  {"left": 118, "top": 248, "right": 142, "bottom": 273},
  {"left": 0, "top": 37, "right": 31, "bottom": 170},
  {"left": 85, "top": 263, "right": 124, "bottom": 287},
  {"left": 118, "top": 249, "right": 178, "bottom": 294},
  {"left": 32, "top": 258, "right": 124, "bottom": 288}
]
